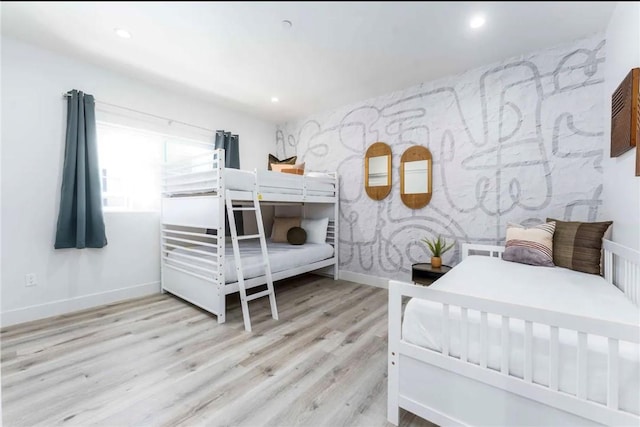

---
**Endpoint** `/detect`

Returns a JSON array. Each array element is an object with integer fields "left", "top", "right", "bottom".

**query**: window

[{"left": 96, "top": 122, "right": 213, "bottom": 212}]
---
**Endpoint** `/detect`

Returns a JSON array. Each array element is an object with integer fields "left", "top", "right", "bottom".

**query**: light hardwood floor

[{"left": 1, "top": 275, "right": 435, "bottom": 427}]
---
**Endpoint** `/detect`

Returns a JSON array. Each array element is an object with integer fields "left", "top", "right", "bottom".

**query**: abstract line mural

[{"left": 276, "top": 36, "right": 606, "bottom": 280}]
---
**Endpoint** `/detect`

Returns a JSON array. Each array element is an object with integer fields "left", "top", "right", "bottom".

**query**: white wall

[
  {"left": 602, "top": 2, "right": 640, "bottom": 251},
  {"left": 0, "top": 8, "right": 4, "bottom": 424},
  {"left": 278, "top": 35, "right": 606, "bottom": 281},
  {"left": 1, "top": 37, "right": 276, "bottom": 325}
]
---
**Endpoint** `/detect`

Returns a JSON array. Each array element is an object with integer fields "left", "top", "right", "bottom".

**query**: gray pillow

[{"left": 502, "top": 222, "right": 556, "bottom": 267}]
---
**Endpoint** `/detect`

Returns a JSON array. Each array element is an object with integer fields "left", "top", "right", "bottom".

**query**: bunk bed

[
  {"left": 388, "top": 241, "right": 640, "bottom": 426},
  {"left": 160, "top": 149, "right": 339, "bottom": 331}
]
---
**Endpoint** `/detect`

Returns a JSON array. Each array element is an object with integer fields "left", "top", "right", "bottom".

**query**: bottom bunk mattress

[
  {"left": 166, "top": 240, "right": 334, "bottom": 284},
  {"left": 402, "top": 256, "right": 640, "bottom": 415}
]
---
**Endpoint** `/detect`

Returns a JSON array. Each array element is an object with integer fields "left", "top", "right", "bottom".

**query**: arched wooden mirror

[
  {"left": 400, "top": 145, "right": 432, "bottom": 209},
  {"left": 364, "top": 142, "right": 392, "bottom": 200}
]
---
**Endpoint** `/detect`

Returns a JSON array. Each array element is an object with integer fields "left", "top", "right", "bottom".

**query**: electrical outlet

[{"left": 25, "top": 273, "right": 37, "bottom": 287}]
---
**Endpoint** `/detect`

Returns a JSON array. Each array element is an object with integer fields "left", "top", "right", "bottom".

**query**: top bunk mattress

[
  {"left": 403, "top": 256, "right": 640, "bottom": 414},
  {"left": 227, "top": 169, "right": 335, "bottom": 195},
  {"left": 166, "top": 169, "right": 336, "bottom": 197}
]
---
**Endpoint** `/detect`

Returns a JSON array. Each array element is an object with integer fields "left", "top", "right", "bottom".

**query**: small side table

[{"left": 411, "top": 263, "right": 452, "bottom": 286}]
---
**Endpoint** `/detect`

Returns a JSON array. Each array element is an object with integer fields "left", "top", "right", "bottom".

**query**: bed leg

[
  {"left": 388, "top": 401, "right": 399, "bottom": 426},
  {"left": 388, "top": 370, "right": 400, "bottom": 425},
  {"left": 388, "top": 344, "right": 400, "bottom": 425},
  {"left": 388, "top": 360, "right": 400, "bottom": 425},
  {"left": 388, "top": 281, "right": 401, "bottom": 426},
  {"left": 217, "top": 289, "right": 226, "bottom": 324}
]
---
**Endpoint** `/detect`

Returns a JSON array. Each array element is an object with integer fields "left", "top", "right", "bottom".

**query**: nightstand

[{"left": 411, "top": 263, "right": 452, "bottom": 286}]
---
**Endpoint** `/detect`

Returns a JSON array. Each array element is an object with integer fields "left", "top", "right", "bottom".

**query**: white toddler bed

[{"left": 389, "top": 240, "right": 640, "bottom": 426}]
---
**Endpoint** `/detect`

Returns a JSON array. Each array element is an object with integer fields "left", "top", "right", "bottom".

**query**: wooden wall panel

[{"left": 611, "top": 68, "right": 639, "bottom": 159}]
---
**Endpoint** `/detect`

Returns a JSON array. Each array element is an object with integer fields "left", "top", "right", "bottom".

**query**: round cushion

[{"left": 287, "top": 227, "right": 307, "bottom": 245}]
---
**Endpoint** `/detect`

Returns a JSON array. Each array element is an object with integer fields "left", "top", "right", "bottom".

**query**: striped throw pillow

[
  {"left": 547, "top": 218, "right": 613, "bottom": 275},
  {"left": 503, "top": 222, "right": 556, "bottom": 267}
]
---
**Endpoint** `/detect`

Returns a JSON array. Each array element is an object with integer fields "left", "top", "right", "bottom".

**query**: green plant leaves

[{"left": 420, "top": 235, "right": 455, "bottom": 257}]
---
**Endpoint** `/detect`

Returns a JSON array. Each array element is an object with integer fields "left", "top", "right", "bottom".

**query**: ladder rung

[
  {"left": 245, "top": 289, "right": 272, "bottom": 302},
  {"left": 237, "top": 234, "right": 261, "bottom": 240},
  {"left": 232, "top": 207, "right": 256, "bottom": 211}
]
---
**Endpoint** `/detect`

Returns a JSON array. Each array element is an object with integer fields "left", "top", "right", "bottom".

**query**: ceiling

[{"left": 1, "top": 1, "right": 615, "bottom": 122}]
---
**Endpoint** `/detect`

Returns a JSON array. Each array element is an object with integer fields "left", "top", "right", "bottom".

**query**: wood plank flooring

[{"left": 1, "top": 275, "right": 435, "bottom": 427}]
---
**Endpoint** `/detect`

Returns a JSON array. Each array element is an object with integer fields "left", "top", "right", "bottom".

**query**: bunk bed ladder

[{"left": 225, "top": 189, "right": 279, "bottom": 332}]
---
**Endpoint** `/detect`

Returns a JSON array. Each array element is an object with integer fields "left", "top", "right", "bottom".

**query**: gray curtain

[
  {"left": 54, "top": 90, "right": 107, "bottom": 249},
  {"left": 215, "top": 130, "right": 244, "bottom": 234},
  {"left": 215, "top": 130, "right": 240, "bottom": 168}
]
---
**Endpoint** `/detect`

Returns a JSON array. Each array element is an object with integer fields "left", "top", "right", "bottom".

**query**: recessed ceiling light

[
  {"left": 469, "top": 15, "right": 486, "bottom": 29},
  {"left": 271, "top": 97, "right": 279, "bottom": 103},
  {"left": 114, "top": 28, "right": 132, "bottom": 39},
  {"left": 281, "top": 20, "right": 293, "bottom": 30}
]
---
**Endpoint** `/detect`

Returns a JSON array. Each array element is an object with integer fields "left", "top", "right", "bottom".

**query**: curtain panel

[
  {"left": 214, "top": 130, "right": 244, "bottom": 235},
  {"left": 54, "top": 90, "right": 107, "bottom": 249}
]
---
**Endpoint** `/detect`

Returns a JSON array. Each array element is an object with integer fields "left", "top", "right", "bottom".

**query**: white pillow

[{"left": 301, "top": 218, "right": 329, "bottom": 244}]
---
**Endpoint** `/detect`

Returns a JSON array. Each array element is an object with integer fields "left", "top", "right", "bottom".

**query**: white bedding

[
  {"left": 167, "top": 240, "right": 334, "bottom": 284},
  {"left": 167, "top": 169, "right": 336, "bottom": 196},
  {"left": 403, "top": 256, "right": 640, "bottom": 414},
  {"left": 225, "top": 169, "right": 335, "bottom": 195},
  {"left": 225, "top": 169, "right": 254, "bottom": 191}
]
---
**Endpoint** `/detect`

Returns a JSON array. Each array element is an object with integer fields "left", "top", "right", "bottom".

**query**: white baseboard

[
  {"left": 1, "top": 281, "right": 161, "bottom": 327},
  {"left": 339, "top": 270, "right": 389, "bottom": 289}
]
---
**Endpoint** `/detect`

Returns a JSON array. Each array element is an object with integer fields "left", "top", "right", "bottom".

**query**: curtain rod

[{"left": 62, "top": 92, "right": 216, "bottom": 134}]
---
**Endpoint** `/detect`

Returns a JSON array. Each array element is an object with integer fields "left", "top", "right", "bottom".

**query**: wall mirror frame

[
  {"left": 400, "top": 145, "right": 432, "bottom": 209},
  {"left": 364, "top": 142, "right": 392, "bottom": 200}
]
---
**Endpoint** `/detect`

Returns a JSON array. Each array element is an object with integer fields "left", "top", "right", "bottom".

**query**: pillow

[
  {"left": 502, "top": 222, "right": 556, "bottom": 267},
  {"left": 268, "top": 154, "right": 296, "bottom": 171},
  {"left": 271, "top": 162, "right": 305, "bottom": 174},
  {"left": 301, "top": 218, "right": 329, "bottom": 244},
  {"left": 282, "top": 168, "right": 304, "bottom": 175},
  {"left": 305, "top": 171, "right": 333, "bottom": 178},
  {"left": 287, "top": 227, "right": 307, "bottom": 245},
  {"left": 547, "top": 218, "right": 613, "bottom": 275},
  {"left": 600, "top": 224, "right": 613, "bottom": 275},
  {"left": 271, "top": 217, "right": 301, "bottom": 243},
  {"left": 282, "top": 162, "right": 305, "bottom": 175}
]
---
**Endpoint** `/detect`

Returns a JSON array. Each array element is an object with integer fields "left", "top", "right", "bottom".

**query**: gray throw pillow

[{"left": 502, "top": 222, "right": 556, "bottom": 267}]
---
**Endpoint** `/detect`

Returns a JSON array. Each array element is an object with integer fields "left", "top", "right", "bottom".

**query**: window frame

[{"left": 96, "top": 121, "right": 215, "bottom": 213}]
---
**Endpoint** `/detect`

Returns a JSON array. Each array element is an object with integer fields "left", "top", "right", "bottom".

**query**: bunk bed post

[
  {"left": 333, "top": 173, "right": 339, "bottom": 280},
  {"left": 159, "top": 160, "right": 166, "bottom": 294},
  {"left": 159, "top": 180, "right": 166, "bottom": 294},
  {"left": 216, "top": 149, "right": 226, "bottom": 324}
]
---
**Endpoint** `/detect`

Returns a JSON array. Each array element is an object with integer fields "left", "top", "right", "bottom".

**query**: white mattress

[
  {"left": 403, "top": 256, "right": 640, "bottom": 414},
  {"left": 226, "top": 169, "right": 335, "bottom": 196},
  {"left": 167, "top": 240, "right": 334, "bottom": 284},
  {"left": 225, "top": 169, "right": 254, "bottom": 191},
  {"left": 167, "top": 169, "right": 336, "bottom": 197}
]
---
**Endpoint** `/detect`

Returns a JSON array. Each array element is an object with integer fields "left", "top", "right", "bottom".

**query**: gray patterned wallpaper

[{"left": 276, "top": 36, "right": 605, "bottom": 280}]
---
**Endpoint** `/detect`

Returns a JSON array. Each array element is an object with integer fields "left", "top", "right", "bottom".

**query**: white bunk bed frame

[
  {"left": 160, "top": 149, "right": 339, "bottom": 326},
  {"left": 388, "top": 240, "right": 640, "bottom": 426}
]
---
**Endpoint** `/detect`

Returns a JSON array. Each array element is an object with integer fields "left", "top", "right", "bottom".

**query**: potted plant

[{"left": 421, "top": 235, "right": 454, "bottom": 268}]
